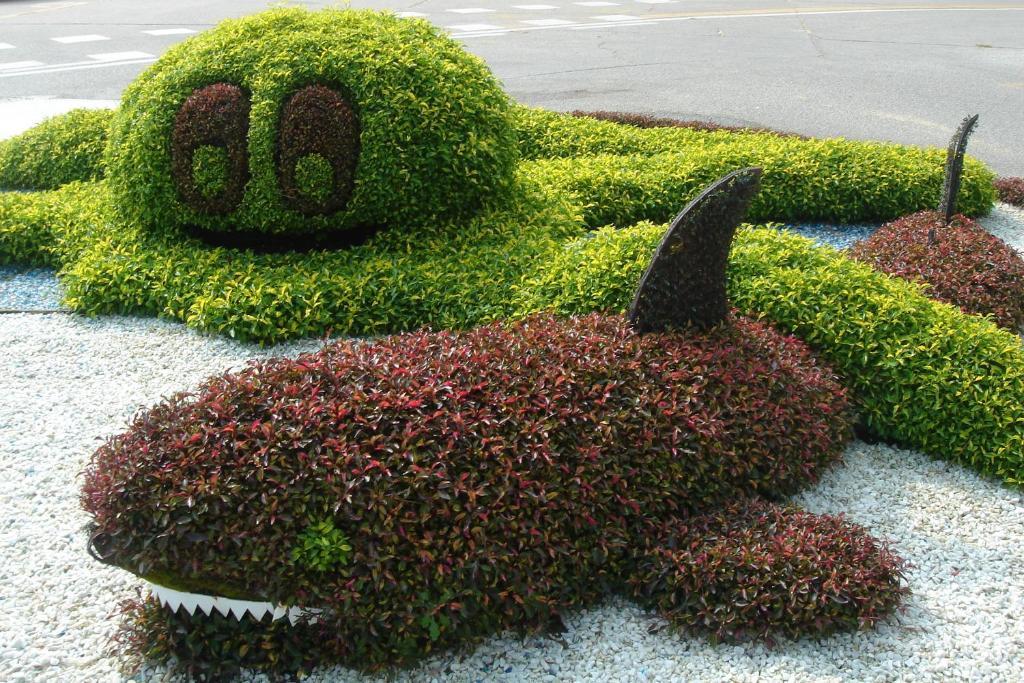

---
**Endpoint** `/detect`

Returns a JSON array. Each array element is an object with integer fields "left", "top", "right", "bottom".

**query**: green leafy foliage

[
  {"left": 517, "top": 125, "right": 996, "bottom": 226},
  {"left": 0, "top": 88, "right": 1000, "bottom": 343},
  {"left": 521, "top": 223, "right": 1024, "bottom": 485},
  {"left": 42, "top": 177, "right": 580, "bottom": 343},
  {"left": 84, "top": 313, "right": 856, "bottom": 673},
  {"left": 849, "top": 211, "right": 1024, "bottom": 331},
  {"left": 106, "top": 7, "right": 517, "bottom": 239},
  {"left": 0, "top": 108, "right": 112, "bottom": 190},
  {"left": 0, "top": 182, "right": 109, "bottom": 267},
  {"left": 291, "top": 520, "right": 353, "bottom": 572},
  {"left": 293, "top": 153, "right": 334, "bottom": 206},
  {"left": 630, "top": 499, "right": 908, "bottom": 643},
  {"left": 994, "top": 176, "right": 1024, "bottom": 206},
  {"left": 191, "top": 145, "right": 231, "bottom": 200}
]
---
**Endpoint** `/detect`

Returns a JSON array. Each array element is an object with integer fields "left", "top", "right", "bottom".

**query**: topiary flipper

[
  {"left": 627, "top": 500, "right": 908, "bottom": 643},
  {"left": 0, "top": 108, "right": 113, "bottom": 191}
]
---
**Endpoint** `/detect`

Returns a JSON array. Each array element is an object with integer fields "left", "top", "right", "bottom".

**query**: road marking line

[
  {"left": 521, "top": 19, "right": 575, "bottom": 26},
  {"left": 575, "top": 2, "right": 620, "bottom": 6},
  {"left": 451, "top": 5, "right": 1024, "bottom": 39},
  {"left": 396, "top": 12, "right": 428, "bottom": 18},
  {"left": 89, "top": 51, "right": 154, "bottom": 62},
  {"left": 447, "top": 8, "right": 495, "bottom": 13},
  {"left": 0, "top": 43, "right": 15, "bottom": 50},
  {"left": 0, "top": 57, "right": 156, "bottom": 78},
  {"left": 142, "top": 28, "right": 196, "bottom": 36},
  {"left": 513, "top": 4, "right": 559, "bottom": 9},
  {"left": 571, "top": 19, "right": 659, "bottom": 30},
  {"left": 0, "top": 61, "right": 45, "bottom": 70},
  {"left": 52, "top": 34, "right": 109, "bottom": 44},
  {"left": 594, "top": 14, "right": 642, "bottom": 20}
]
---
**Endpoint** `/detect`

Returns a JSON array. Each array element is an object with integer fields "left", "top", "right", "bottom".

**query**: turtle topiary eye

[
  {"left": 277, "top": 85, "right": 360, "bottom": 216},
  {"left": 170, "top": 83, "right": 251, "bottom": 215}
]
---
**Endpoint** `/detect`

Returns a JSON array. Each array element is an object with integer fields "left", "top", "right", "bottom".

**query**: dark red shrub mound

[
  {"left": 630, "top": 499, "right": 909, "bottom": 643},
  {"left": 849, "top": 210, "right": 1024, "bottom": 331},
  {"left": 170, "top": 83, "right": 251, "bottom": 214},
  {"left": 994, "top": 177, "right": 1024, "bottom": 207},
  {"left": 277, "top": 84, "right": 360, "bottom": 215},
  {"left": 84, "top": 313, "right": 877, "bottom": 672},
  {"left": 570, "top": 110, "right": 805, "bottom": 138}
]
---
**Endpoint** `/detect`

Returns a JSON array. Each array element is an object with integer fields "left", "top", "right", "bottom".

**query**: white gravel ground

[
  {"left": 0, "top": 314, "right": 1022, "bottom": 682},
  {"left": 0, "top": 203, "right": 1022, "bottom": 682}
]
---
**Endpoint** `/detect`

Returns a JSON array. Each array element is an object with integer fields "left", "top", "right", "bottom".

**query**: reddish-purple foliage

[
  {"left": 994, "top": 177, "right": 1024, "bottom": 207},
  {"left": 849, "top": 210, "right": 1024, "bottom": 331},
  {"left": 277, "top": 84, "right": 360, "bottom": 215},
  {"left": 630, "top": 499, "right": 909, "bottom": 643},
  {"left": 83, "top": 313, "right": 889, "bottom": 671},
  {"left": 170, "top": 83, "right": 250, "bottom": 214}
]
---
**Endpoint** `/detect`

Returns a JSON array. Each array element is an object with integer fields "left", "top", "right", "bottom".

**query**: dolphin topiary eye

[
  {"left": 277, "top": 85, "right": 360, "bottom": 216},
  {"left": 170, "top": 83, "right": 251, "bottom": 214}
]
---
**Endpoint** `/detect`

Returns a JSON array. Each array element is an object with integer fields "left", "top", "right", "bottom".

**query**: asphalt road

[{"left": 1, "top": 0, "right": 1022, "bottom": 175}]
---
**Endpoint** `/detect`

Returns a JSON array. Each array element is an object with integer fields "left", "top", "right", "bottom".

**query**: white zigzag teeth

[{"left": 146, "top": 580, "right": 321, "bottom": 625}]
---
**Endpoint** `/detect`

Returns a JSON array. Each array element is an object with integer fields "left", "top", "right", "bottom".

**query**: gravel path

[{"left": 0, "top": 204, "right": 1022, "bottom": 682}]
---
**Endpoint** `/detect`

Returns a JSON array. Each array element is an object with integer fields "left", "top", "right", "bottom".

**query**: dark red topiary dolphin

[{"left": 83, "top": 169, "right": 907, "bottom": 676}]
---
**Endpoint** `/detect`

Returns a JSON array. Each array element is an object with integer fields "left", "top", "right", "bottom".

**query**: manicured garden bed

[{"left": 0, "top": 6, "right": 1022, "bottom": 682}]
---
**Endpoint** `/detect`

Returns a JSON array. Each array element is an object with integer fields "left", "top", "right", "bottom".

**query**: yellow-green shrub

[
  {"left": 21, "top": 178, "right": 582, "bottom": 343},
  {"left": 107, "top": 8, "right": 517, "bottom": 239},
  {"left": 0, "top": 109, "right": 112, "bottom": 190},
  {"left": 515, "top": 108, "right": 996, "bottom": 222}
]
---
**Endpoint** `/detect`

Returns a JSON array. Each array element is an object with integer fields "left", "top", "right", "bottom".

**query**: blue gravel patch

[
  {"left": 781, "top": 223, "right": 880, "bottom": 250},
  {"left": 0, "top": 265, "right": 64, "bottom": 310}
]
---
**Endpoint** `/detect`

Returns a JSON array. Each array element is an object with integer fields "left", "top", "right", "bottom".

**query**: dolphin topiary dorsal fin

[
  {"left": 628, "top": 167, "right": 762, "bottom": 333},
  {"left": 938, "top": 114, "right": 979, "bottom": 226}
]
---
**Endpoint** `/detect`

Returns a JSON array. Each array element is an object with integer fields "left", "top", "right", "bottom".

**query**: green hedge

[
  {"left": 107, "top": 8, "right": 517, "bottom": 240},
  {"left": 516, "top": 119, "right": 995, "bottom": 225},
  {"left": 0, "top": 108, "right": 112, "bottom": 190},
  {"left": 0, "top": 181, "right": 108, "bottom": 267},
  {"left": 5, "top": 178, "right": 583, "bottom": 342},
  {"left": 519, "top": 223, "right": 1024, "bottom": 486}
]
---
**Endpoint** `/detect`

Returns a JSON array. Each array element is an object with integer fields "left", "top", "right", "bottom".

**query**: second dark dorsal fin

[
  {"left": 938, "top": 113, "right": 979, "bottom": 226},
  {"left": 627, "top": 167, "right": 762, "bottom": 334}
]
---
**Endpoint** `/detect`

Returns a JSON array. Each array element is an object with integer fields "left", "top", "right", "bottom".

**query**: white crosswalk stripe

[
  {"left": 51, "top": 34, "right": 109, "bottom": 44},
  {"left": 88, "top": 51, "right": 154, "bottom": 62},
  {"left": 0, "top": 60, "right": 44, "bottom": 70},
  {"left": 0, "top": 43, "right": 15, "bottom": 50}
]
